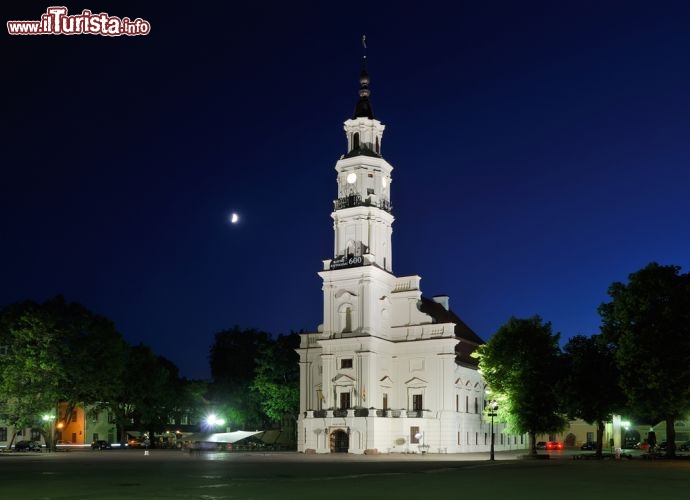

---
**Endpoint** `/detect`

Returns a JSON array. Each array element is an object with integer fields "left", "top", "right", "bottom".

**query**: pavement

[{"left": 1, "top": 448, "right": 688, "bottom": 499}]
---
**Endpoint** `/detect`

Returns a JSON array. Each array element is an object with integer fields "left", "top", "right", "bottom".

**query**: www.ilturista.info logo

[{"left": 7, "top": 6, "right": 151, "bottom": 36}]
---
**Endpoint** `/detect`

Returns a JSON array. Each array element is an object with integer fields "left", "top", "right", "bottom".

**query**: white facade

[{"left": 296, "top": 65, "right": 521, "bottom": 454}]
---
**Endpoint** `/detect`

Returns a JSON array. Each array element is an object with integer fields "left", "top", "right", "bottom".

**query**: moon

[{"left": 230, "top": 213, "right": 239, "bottom": 224}]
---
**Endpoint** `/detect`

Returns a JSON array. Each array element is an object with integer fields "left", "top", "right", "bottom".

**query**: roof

[
  {"left": 343, "top": 144, "right": 381, "bottom": 159},
  {"left": 418, "top": 296, "right": 485, "bottom": 368},
  {"left": 353, "top": 96, "right": 374, "bottom": 119}
]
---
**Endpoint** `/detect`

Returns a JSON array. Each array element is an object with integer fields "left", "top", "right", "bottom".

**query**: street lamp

[
  {"left": 205, "top": 414, "right": 225, "bottom": 430},
  {"left": 488, "top": 401, "right": 498, "bottom": 461}
]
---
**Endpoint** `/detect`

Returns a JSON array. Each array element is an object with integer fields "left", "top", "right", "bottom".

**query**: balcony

[
  {"left": 305, "top": 409, "right": 430, "bottom": 419},
  {"left": 334, "top": 194, "right": 392, "bottom": 213}
]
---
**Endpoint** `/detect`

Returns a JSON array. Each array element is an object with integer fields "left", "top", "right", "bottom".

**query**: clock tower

[
  {"left": 330, "top": 60, "right": 394, "bottom": 273},
  {"left": 319, "top": 60, "right": 397, "bottom": 340}
]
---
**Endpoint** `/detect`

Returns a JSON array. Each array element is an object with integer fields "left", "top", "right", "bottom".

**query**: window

[
  {"left": 316, "top": 389, "right": 324, "bottom": 410},
  {"left": 353, "top": 132, "right": 360, "bottom": 149},
  {"left": 500, "top": 434, "right": 504, "bottom": 445},
  {"left": 455, "top": 394, "right": 459, "bottom": 412},
  {"left": 410, "top": 426, "right": 420, "bottom": 444},
  {"left": 375, "top": 136, "right": 380, "bottom": 153},
  {"left": 465, "top": 395, "right": 469, "bottom": 413},
  {"left": 339, "top": 305, "right": 353, "bottom": 333},
  {"left": 339, "top": 392, "right": 350, "bottom": 410},
  {"left": 340, "top": 358, "right": 353, "bottom": 369},
  {"left": 93, "top": 433, "right": 99, "bottom": 442},
  {"left": 0, "top": 427, "right": 7, "bottom": 441},
  {"left": 0, "top": 344, "right": 8, "bottom": 356},
  {"left": 475, "top": 432, "right": 478, "bottom": 445},
  {"left": 474, "top": 397, "right": 478, "bottom": 414},
  {"left": 484, "top": 433, "right": 488, "bottom": 445},
  {"left": 412, "top": 394, "right": 423, "bottom": 411},
  {"left": 31, "top": 428, "right": 41, "bottom": 441},
  {"left": 457, "top": 432, "right": 460, "bottom": 445},
  {"left": 383, "top": 393, "right": 388, "bottom": 411}
]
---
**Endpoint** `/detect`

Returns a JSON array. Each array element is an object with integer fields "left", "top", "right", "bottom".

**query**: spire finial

[{"left": 353, "top": 35, "right": 374, "bottom": 119}]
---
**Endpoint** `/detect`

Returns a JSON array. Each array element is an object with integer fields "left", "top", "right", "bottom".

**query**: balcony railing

[
  {"left": 334, "top": 195, "right": 392, "bottom": 213},
  {"left": 305, "top": 409, "right": 429, "bottom": 418}
]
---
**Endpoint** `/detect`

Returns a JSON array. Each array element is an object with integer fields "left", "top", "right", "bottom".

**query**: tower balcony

[{"left": 334, "top": 194, "right": 392, "bottom": 213}]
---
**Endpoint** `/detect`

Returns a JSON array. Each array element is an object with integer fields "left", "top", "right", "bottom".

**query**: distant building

[{"left": 296, "top": 61, "right": 521, "bottom": 454}]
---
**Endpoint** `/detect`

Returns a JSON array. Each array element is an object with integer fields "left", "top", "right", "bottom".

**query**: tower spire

[{"left": 353, "top": 35, "right": 374, "bottom": 119}]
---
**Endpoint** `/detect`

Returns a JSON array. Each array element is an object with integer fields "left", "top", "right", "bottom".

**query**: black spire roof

[{"left": 352, "top": 57, "right": 374, "bottom": 119}]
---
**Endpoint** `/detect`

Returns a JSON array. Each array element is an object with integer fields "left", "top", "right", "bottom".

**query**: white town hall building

[{"left": 296, "top": 61, "right": 520, "bottom": 454}]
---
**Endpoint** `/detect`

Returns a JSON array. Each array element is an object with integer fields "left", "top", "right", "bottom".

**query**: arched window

[
  {"left": 375, "top": 136, "right": 379, "bottom": 153},
  {"left": 352, "top": 132, "right": 360, "bottom": 150}
]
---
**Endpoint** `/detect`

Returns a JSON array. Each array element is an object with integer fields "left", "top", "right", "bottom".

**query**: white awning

[{"left": 182, "top": 430, "right": 263, "bottom": 444}]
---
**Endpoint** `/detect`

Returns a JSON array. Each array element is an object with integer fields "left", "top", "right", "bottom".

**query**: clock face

[{"left": 347, "top": 173, "right": 357, "bottom": 184}]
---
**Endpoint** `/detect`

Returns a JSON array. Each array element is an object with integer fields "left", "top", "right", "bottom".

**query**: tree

[
  {"left": 559, "top": 334, "right": 626, "bottom": 457},
  {"left": 599, "top": 262, "right": 690, "bottom": 457},
  {"left": 42, "top": 297, "right": 127, "bottom": 427},
  {"left": 251, "top": 333, "right": 300, "bottom": 424},
  {"left": 105, "top": 344, "right": 183, "bottom": 443},
  {"left": 0, "top": 296, "right": 127, "bottom": 449},
  {"left": 209, "top": 326, "right": 270, "bottom": 429},
  {"left": 0, "top": 300, "right": 62, "bottom": 448},
  {"left": 476, "top": 316, "right": 567, "bottom": 456}
]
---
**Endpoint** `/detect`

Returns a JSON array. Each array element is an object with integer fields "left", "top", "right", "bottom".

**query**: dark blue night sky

[{"left": 4, "top": 1, "right": 690, "bottom": 379}]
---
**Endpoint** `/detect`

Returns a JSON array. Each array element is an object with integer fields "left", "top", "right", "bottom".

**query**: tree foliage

[
  {"left": 0, "top": 296, "right": 127, "bottom": 447},
  {"left": 251, "top": 333, "right": 300, "bottom": 423},
  {"left": 559, "top": 334, "right": 625, "bottom": 456},
  {"left": 209, "top": 326, "right": 270, "bottom": 429},
  {"left": 476, "top": 315, "right": 567, "bottom": 455},
  {"left": 599, "top": 262, "right": 690, "bottom": 456},
  {"left": 208, "top": 327, "right": 300, "bottom": 432}
]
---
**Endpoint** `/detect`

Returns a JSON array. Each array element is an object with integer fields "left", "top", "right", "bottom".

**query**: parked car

[
  {"left": 678, "top": 442, "right": 690, "bottom": 452},
  {"left": 91, "top": 440, "right": 112, "bottom": 450},
  {"left": 580, "top": 442, "right": 597, "bottom": 450},
  {"left": 546, "top": 441, "right": 564, "bottom": 450},
  {"left": 14, "top": 440, "right": 42, "bottom": 452},
  {"left": 536, "top": 441, "right": 547, "bottom": 450}
]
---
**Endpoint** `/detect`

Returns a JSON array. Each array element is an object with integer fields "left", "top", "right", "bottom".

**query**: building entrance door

[{"left": 330, "top": 430, "right": 349, "bottom": 453}]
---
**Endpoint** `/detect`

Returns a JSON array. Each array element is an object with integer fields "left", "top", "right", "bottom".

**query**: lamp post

[{"left": 488, "top": 401, "right": 498, "bottom": 461}]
